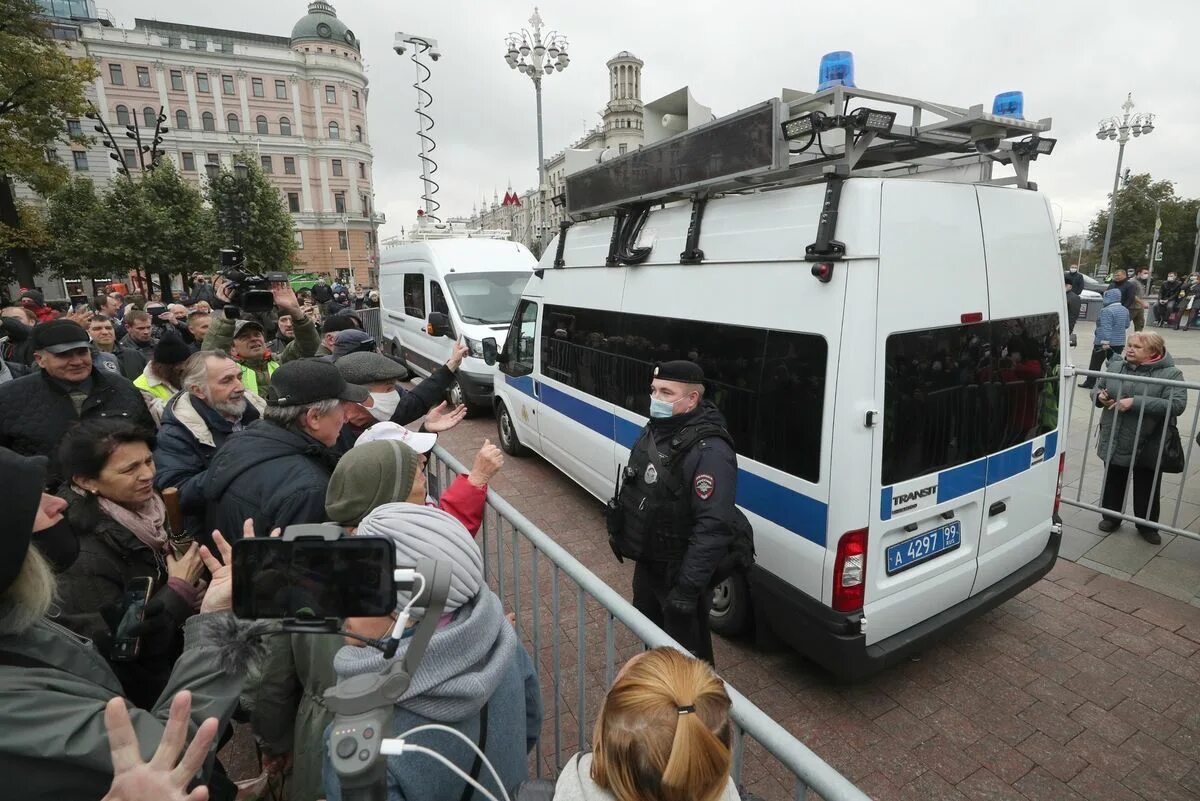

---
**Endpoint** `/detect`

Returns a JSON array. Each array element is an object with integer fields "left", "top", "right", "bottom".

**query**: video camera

[{"left": 218, "top": 247, "right": 288, "bottom": 314}]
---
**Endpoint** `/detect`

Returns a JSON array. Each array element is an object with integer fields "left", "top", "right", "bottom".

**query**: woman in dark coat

[{"left": 55, "top": 418, "right": 207, "bottom": 709}]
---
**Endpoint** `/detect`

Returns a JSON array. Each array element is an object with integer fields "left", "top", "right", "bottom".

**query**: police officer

[{"left": 608, "top": 360, "right": 739, "bottom": 665}]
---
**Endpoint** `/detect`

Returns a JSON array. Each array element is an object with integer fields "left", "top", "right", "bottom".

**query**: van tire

[
  {"left": 709, "top": 571, "right": 751, "bottom": 637},
  {"left": 496, "top": 401, "right": 529, "bottom": 456}
]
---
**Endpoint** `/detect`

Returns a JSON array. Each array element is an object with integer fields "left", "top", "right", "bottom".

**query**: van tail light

[
  {"left": 833, "top": 529, "right": 868, "bottom": 613},
  {"left": 1053, "top": 453, "right": 1066, "bottom": 517}
]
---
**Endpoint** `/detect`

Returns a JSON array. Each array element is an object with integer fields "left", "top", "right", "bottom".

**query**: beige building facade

[{"left": 37, "top": 1, "right": 382, "bottom": 292}]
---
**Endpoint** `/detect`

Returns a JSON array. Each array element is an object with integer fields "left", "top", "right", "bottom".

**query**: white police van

[
  {"left": 484, "top": 71, "right": 1067, "bottom": 678},
  {"left": 378, "top": 236, "right": 535, "bottom": 412}
]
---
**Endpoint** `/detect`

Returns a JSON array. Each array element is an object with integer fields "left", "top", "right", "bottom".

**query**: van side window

[
  {"left": 541, "top": 304, "right": 827, "bottom": 482},
  {"left": 502, "top": 300, "right": 538, "bottom": 377},
  {"left": 403, "top": 274, "right": 425, "bottom": 318},
  {"left": 430, "top": 281, "right": 449, "bottom": 316},
  {"left": 882, "top": 313, "right": 1061, "bottom": 486}
]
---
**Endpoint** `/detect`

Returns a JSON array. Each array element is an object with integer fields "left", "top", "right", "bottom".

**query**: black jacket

[
  {"left": 1064, "top": 271, "right": 1085, "bottom": 296},
  {"left": 95, "top": 342, "right": 148, "bottom": 382},
  {"left": 119, "top": 332, "right": 158, "bottom": 360},
  {"left": 616, "top": 401, "right": 739, "bottom": 598},
  {"left": 54, "top": 487, "right": 195, "bottom": 710},
  {"left": 0, "top": 368, "right": 155, "bottom": 486},
  {"left": 203, "top": 420, "right": 340, "bottom": 546},
  {"left": 334, "top": 364, "right": 456, "bottom": 452},
  {"left": 155, "top": 392, "right": 262, "bottom": 537},
  {"left": 1, "top": 315, "right": 35, "bottom": 365}
]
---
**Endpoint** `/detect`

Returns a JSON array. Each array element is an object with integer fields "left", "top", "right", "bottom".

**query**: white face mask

[
  {"left": 1069, "top": 267, "right": 1078, "bottom": 273},
  {"left": 367, "top": 390, "right": 400, "bottom": 422}
]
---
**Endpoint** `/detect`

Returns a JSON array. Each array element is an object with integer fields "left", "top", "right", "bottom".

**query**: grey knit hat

[
  {"left": 356, "top": 503, "right": 483, "bottom": 616},
  {"left": 325, "top": 440, "right": 419, "bottom": 526}
]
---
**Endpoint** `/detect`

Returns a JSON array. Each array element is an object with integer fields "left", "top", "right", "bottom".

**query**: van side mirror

[
  {"left": 426, "top": 311, "right": 452, "bottom": 338},
  {"left": 482, "top": 337, "right": 499, "bottom": 366}
]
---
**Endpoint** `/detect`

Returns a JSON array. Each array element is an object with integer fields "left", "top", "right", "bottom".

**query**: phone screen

[
  {"left": 232, "top": 538, "right": 397, "bottom": 620},
  {"left": 111, "top": 577, "right": 153, "bottom": 661}
]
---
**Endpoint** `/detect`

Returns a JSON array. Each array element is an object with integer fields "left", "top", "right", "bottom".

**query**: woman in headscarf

[{"left": 323, "top": 504, "right": 542, "bottom": 801}]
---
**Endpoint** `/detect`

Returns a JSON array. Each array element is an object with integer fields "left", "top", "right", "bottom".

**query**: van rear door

[
  {"left": 972, "top": 187, "right": 1063, "bottom": 594},
  {"left": 865, "top": 181, "right": 989, "bottom": 645}
]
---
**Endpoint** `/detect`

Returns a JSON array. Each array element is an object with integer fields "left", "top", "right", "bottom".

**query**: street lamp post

[
  {"left": 1096, "top": 93, "right": 1156, "bottom": 276},
  {"left": 504, "top": 7, "right": 569, "bottom": 251}
]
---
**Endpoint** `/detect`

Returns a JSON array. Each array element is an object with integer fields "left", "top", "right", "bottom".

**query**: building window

[
  {"left": 45, "top": 148, "right": 60, "bottom": 164},
  {"left": 181, "top": 152, "right": 196, "bottom": 171},
  {"left": 142, "top": 107, "right": 156, "bottom": 128},
  {"left": 115, "top": 105, "right": 131, "bottom": 126},
  {"left": 360, "top": 193, "right": 369, "bottom": 216},
  {"left": 619, "top": 143, "right": 627, "bottom": 155},
  {"left": 279, "top": 117, "right": 292, "bottom": 136},
  {"left": 167, "top": 35, "right": 181, "bottom": 48},
  {"left": 338, "top": 230, "right": 348, "bottom": 250},
  {"left": 325, "top": 85, "right": 336, "bottom": 104},
  {"left": 226, "top": 113, "right": 240, "bottom": 133},
  {"left": 206, "top": 152, "right": 219, "bottom": 168},
  {"left": 170, "top": 70, "right": 184, "bottom": 91},
  {"left": 136, "top": 66, "right": 151, "bottom": 87},
  {"left": 275, "top": 79, "right": 287, "bottom": 99},
  {"left": 352, "top": 90, "right": 360, "bottom": 108},
  {"left": 358, "top": 162, "right": 365, "bottom": 179},
  {"left": 287, "top": 192, "right": 300, "bottom": 213},
  {"left": 365, "top": 232, "right": 372, "bottom": 249},
  {"left": 331, "top": 159, "right": 343, "bottom": 177},
  {"left": 66, "top": 118, "right": 82, "bottom": 137},
  {"left": 202, "top": 111, "right": 215, "bottom": 131},
  {"left": 294, "top": 230, "right": 304, "bottom": 249},
  {"left": 260, "top": 155, "right": 272, "bottom": 173},
  {"left": 73, "top": 151, "right": 89, "bottom": 171},
  {"left": 354, "top": 124, "right": 363, "bottom": 142},
  {"left": 196, "top": 72, "right": 209, "bottom": 93},
  {"left": 122, "top": 148, "right": 137, "bottom": 167},
  {"left": 175, "top": 109, "right": 189, "bottom": 130},
  {"left": 108, "top": 63, "right": 124, "bottom": 85},
  {"left": 328, "top": 121, "right": 340, "bottom": 140},
  {"left": 334, "top": 192, "right": 346, "bottom": 213},
  {"left": 283, "top": 156, "right": 296, "bottom": 175},
  {"left": 251, "top": 77, "right": 264, "bottom": 97},
  {"left": 222, "top": 74, "right": 235, "bottom": 95},
  {"left": 256, "top": 115, "right": 269, "bottom": 134}
]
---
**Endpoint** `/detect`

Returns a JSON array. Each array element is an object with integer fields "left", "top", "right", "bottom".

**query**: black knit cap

[
  {"left": 653, "top": 360, "right": 705, "bottom": 383},
  {"left": 0, "top": 448, "right": 47, "bottom": 595},
  {"left": 153, "top": 337, "right": 192, "bottom": 366}
]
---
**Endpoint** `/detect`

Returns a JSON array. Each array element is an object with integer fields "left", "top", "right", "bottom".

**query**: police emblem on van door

[
  {"left": 694, "top": 474, "right": 714, "bottom": 500},
  {"left": 644, "top": 464, "right": 658, "bottom": 485}
]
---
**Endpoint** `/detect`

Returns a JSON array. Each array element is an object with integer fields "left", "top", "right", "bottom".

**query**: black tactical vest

[{"left": 613, "top": 423, "right": 731, "bottom": 563}]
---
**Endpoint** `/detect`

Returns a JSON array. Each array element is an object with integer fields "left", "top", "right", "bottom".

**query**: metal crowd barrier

[
  {"left": 1063, "top": 366, "right": 1200, "bottom": 541},
  {"left": 356, "top": 306, "right": 383, "bottom": 342},
  {"left": 427, "top": 445, "right": 870, "bottom": 801}
]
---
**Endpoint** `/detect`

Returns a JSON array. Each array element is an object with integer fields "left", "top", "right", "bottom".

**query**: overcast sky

[{"left": 104, "top": 0, "right": 1200, "bottom": 245}]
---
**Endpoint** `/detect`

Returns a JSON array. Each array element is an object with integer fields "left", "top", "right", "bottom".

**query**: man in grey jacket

[{"left": 0, "top": 446, "right": 251, "bottom": 799}]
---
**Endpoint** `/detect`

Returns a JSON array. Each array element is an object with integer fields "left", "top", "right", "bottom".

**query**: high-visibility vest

[
  {"left": 239, "top": 360, "right": 279, "bottom": 396},
  {"left": 133, "top": 373, "right": 174, "bottom": 402}
]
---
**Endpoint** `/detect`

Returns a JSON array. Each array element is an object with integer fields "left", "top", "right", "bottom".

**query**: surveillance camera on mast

[{"left": 394, "top": 32, "right": 441, "bottom": 61}]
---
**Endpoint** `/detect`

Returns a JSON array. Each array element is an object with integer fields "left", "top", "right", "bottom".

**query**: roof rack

[{"left": 563, "top": 84, "right": 1053, "bottom": 222}]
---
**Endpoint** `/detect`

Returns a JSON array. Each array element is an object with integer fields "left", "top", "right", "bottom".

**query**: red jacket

[
  {"left": 29, "top": 304, "right": 57, "bottom": 323},
  {"left": 432, "top": 474, "right": 487, "bottom": 536}
]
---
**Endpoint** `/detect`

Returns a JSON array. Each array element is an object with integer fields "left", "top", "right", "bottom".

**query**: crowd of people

[{"left": 0, "top": 275, "right": 745, "bottom": 801}]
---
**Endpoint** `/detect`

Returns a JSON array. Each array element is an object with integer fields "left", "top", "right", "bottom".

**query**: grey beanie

[
  {"left": 325, "top": 440, "right": 419, "bottom": 526},
  {"left": 356, "top": 503, "right": 483, "bottom": 616}
]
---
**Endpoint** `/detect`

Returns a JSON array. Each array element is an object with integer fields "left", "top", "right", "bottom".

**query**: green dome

[{"left": 291, "top": 1, "right": 359, "bottom": 52}]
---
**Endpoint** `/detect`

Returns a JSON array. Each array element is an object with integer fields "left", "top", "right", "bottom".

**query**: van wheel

[
  {"left": 497, "top": 401, "right": 528, "bottom": 456},
  {"left": 446, "top": 378, "right": 483, "bottom": 418},
  {"left": 709, "top": 572, "right": 751, "bottom": 637}
]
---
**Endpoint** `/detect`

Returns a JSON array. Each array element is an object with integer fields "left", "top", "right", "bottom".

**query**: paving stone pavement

[
  {"left": 1062, "top": 320, "right": 1200, "bottom": 607},
  {"left": 428, "top": 411, "right": 1200, "bottom": 801}
]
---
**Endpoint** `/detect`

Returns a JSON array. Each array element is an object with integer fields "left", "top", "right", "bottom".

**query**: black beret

[
  {"left": 653, "top": 360, "right": 705, "bottom": 383},
  {"left": 153, "top": 337, "right": 192, "bottom": 366}
]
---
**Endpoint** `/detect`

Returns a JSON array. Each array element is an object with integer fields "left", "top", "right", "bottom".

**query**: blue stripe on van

[
  {"left": 987, "top": 442, "right": 1033, "bottom": 484},
  {"left": 938, "top": 459, "right": 989, "bottom": 504},
  {"left": 1045, "top": 431, "right": 1058, "bottom": 461},
  {"left": 502, "top": 378, "right": 829, "bottom": 546},
  {"left": 880, "top": 486, "right": 894, "bottom": 521}
]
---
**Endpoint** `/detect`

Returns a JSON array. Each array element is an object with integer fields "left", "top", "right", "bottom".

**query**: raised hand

[
  {"left": 424, "top": 401, "right": 468, "bottom": 433},
  {"left": 101, "top": 690, "right": 218, "bottom": 801}
]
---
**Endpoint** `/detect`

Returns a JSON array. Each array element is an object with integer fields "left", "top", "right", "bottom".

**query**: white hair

[
  {"left": 263, "top": 397, "right": 340, "bottom": 429},
  {"left": 0, "top": 548, "right": 56, "bottom": 636}
]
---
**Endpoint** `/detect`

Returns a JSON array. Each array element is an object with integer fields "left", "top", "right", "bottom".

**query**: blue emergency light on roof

[
  {"left": 992, "top": 91, "right": 1024, "bottom": 119},
  {"left": 818, "top": 51, "right": 856, "bottom": 91}
]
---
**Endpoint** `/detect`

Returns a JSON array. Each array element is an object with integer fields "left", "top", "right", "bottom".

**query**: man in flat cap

[
  {"left": 203, "top": 282, "right": 319, "bottom": 396},
  {"left": 607, "top": 359, "right": 746, "bottom": 665}
]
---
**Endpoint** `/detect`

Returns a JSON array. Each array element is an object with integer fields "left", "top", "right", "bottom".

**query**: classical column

[
  {"left": 183, "top": 66, "right": 200, "bottom": 130},
  {"left": 236, "top": 69, "right": 251, "bottom": 130}
]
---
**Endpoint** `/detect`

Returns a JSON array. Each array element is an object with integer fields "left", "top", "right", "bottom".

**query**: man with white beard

[{"left": 154, "top": 349, "right": 267, "bottom": 539}]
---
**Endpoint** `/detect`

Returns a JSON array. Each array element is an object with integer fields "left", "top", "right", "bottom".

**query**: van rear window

[
  {"left": 542, "top": 304, "right": 827, "bottom": 482},
  {"left": 882, "top": 313, "right": 1061, "bottom": 486}
]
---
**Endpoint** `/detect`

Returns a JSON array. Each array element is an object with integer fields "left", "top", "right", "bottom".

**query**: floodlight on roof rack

[
  {"left": 849, "top": 108, "right": 896, "bottom": 133},
  {"left": 1011, "top": 134, "right": 1057, "bottom": 158},
  {"left": 781, "top": 114, "right": 815, "bottom": 140}
]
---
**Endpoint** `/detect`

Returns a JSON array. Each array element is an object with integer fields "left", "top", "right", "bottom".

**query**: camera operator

[
  {"left": 203, "top": 283, "right": 319, "bottom": 396},
  {"left": 0, "top": 446, "right": 252, "bottom": 799}
]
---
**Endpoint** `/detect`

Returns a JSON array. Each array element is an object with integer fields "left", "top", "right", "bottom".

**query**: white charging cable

[
  {"left": 378, "top": 741, "right": 503, "bottom": 801},
  {"left": 385, "top": 571, "right": 426, "bottom": 644},
  {"left": 386, "top": 723, "right": 512, "bottom": 801}
]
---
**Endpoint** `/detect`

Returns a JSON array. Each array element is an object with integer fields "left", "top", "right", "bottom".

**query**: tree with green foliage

[
  {"left": 206, "top": 153, "right": 296, "bottom": 272},
  {"left": 138, "top": 159, "right": 215, "bottom": 298},
  {"left": 0, "top": 0, "right": 98, "bottom": 288},
  {"left": 40, "top": 176, "right": 104, "bottom": 279},
  {"left": 1088, "top": 173, "right": 1199, "bottom": 279}
]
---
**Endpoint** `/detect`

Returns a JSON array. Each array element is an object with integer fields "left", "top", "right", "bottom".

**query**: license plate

[{"left": 886, "top": 522, "right": 962, "bottom": 575}]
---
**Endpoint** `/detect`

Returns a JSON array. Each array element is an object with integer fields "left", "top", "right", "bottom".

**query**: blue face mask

[{"left": 649, "top": 395, "right": 680, "bottom": 419}]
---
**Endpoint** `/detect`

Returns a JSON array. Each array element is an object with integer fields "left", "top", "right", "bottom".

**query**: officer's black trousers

[{"left": 632, "top": 561, "right": 714, "bottom": 665}]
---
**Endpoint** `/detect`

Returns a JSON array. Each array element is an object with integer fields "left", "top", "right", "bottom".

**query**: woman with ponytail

[{"left": 554, "top": 647, "right": 741, "bottom": 801}]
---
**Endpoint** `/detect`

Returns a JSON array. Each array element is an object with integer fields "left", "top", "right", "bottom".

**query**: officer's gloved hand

[{"left": 665, "top": 586, "right": 699, "bottom": 618}]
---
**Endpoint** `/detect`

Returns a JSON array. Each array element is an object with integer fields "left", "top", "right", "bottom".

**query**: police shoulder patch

[{"left": 694, "top": 473, "right": 714, "bottom": 500}]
